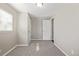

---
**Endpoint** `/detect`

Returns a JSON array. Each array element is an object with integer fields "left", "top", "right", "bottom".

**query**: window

[{"left": 0, "top": 9, "right": 13, "bottom": 31}]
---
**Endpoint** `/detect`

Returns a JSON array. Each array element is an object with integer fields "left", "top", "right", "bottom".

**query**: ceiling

[{"left": 10, "top": 3, "right": 59, "bottom": 17}]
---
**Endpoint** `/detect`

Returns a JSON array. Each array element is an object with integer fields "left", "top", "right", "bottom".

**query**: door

[{"left": 42, "top": 20, "right": 52, "bottom": 40}]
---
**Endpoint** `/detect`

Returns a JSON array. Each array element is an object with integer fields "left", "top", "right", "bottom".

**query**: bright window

[{"left": 0, "top": 9, "right": 13, "bottom": 31}]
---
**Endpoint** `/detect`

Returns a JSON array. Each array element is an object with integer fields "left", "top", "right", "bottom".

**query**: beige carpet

[{"left": 6, "top": 40, "right": 65, "bottom": 56}]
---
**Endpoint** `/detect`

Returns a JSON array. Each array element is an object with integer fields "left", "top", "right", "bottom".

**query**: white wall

[
  {"left": 0, "top": 4, "right": 19, "bottom": 55},
  {"left": 54, "top": 3, "right": 79, "bottom": 56},
  {"left": 17, "top": 13, "right": 31, "bottom": 45}
]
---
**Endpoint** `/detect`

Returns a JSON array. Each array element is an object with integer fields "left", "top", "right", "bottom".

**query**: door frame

[{"left": 42, "top": 17, "right": 54, "bottom": 40}]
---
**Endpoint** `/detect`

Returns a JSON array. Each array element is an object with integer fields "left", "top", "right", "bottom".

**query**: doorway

[{"left": 31, "top": 17, "right": 54, "bottom": 41}]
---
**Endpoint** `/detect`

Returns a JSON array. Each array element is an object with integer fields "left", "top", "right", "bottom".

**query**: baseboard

[
  {"left": 31, "top": 39, "right": 42, "bottom": 40},
  {"left": 31, "top": 39, "right": 52, "bottom": 40},
  {"left": 16, "top": 44, "right": 29, "bottom": 46},
  {"left": 3, "top": 44, "right": 29, "bottom": 56},
  {"left": 54, "top": 43, "right": 69, "bottom": 56},
  {"left": 3, "top": 45, "right": 17, "bottom": 56}
]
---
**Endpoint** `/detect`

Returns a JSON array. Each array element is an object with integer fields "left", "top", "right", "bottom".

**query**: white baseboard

[
  {"left": 54, "top": 43, "right": 68, "bottom": 56},
  {"left": 31, "top": 39, "right": 52, "bottom": 40},
  {"left": 16, "top": 44, "right": 28, "bottom": 46},
  {"left": 3, "top": 45, "right": 17, "bottom": 56},
  {"left": 31, "top": 39, "right": 42, "bottom": 40},
  {"left": 3, "top": 44, "right": 29, "bottom": 56}
]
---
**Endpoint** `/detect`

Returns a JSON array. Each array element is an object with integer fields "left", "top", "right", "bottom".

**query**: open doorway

[{"left": 31, "top": 16, "right": 54, "bottom": 41}]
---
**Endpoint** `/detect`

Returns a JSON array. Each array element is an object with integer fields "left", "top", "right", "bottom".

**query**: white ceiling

[{"left": 10, "top": 3, "right": 59, "bottom": 17}]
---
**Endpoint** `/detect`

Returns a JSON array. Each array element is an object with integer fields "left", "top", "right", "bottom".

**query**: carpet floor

[{"left": 7, "top": 40, "right": 65, "bottom": 56}]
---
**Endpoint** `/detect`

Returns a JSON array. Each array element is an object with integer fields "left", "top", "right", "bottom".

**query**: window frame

[{"left": 0, "top": 9, "right": 13, "bottom": 32}]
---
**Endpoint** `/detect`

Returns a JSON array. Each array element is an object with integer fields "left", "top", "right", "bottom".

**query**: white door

[{"left": 43, "top": 20, "right": 52, "bottom": 40}]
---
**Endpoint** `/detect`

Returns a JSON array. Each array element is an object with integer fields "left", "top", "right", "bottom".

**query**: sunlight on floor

[{"left": 36, "top": 43, "right": 40, "bottom": 52}]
